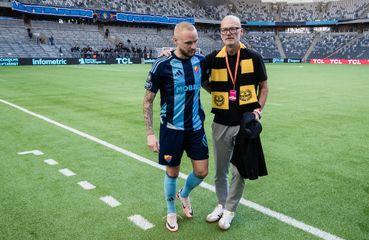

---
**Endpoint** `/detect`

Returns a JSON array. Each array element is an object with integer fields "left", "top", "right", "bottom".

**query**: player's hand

[
  {"left": 147, "top": 134, "right": 159, "bottom": 152},
  {"left": 252, "top": 108, "right": 262, "bottom": 121},
  {"left": 159, "top": 49, "right": 171, "bottom": 57}
]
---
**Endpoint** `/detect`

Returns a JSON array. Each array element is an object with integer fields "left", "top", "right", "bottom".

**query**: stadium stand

[
  {"left": 309, "top": 32, "right": 358, "bottom": 59},
  {"left": 0, "top": 17, "right": 60, "bottom": 58},
  {"left": 232, "top": 0, "right": 275, "bottom": 22},
  {"left": 328, "top": 32, "right": 369, "bottom": 59},
  {"left": 323, "top": 0, "right": 369, "bottom": 20},
  {"left": 31, "top": 20, "right": 113, "bottom": 58},
  {"left": 279, "top": 32, "right": 314, "bottom": 59},
  {"left": 244, "top": 32, "right": 281, "bottom": 59},
  {"left": 280, "top": 3, "right": 320, "bottom": 22}
]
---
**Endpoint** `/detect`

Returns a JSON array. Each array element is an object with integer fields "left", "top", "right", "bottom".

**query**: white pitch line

[
  {"left": 44, "top": 159, "right": 58, "bottom": 165},
  {"left": 18, "top": 150, "right": 44, "bottom": 156},
  {"left": 100, "top": 196, "right": 121, "bottom": 208},
  {"left": 59, "top": 168, "right": 76, "bottom": 177},
  {"left": 128, "top": 215, "right": 155, "bottom": 230},
  {"left": 0, "top": 98, "right": 345, "bottom": 240},
  {"left": 78, "top": 181, "right": 96, "bottom": 190}
]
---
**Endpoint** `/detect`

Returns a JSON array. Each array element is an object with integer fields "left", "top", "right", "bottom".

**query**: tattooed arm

[{"left": 143, "top": 90, "right": 159, "bottom": 152}]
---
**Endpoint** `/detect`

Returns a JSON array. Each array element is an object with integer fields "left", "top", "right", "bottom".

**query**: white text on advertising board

[{"left": 116, "top": 58, "right": 133, "bottom": 64}]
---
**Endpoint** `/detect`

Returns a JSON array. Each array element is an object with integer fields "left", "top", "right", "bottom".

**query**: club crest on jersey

[
  {"left": 164, "top": 155, "right": 172, "bottom": 162},
  {"left": 194, "top": 66, "right": 199, "bottom": 73}
]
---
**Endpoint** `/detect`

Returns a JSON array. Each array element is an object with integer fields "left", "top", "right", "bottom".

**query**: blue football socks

[
  {"left": 180, "top": 172, "right": 203, "bottom": 198},
  {"left": 164, "top": 173, "right": 177, "bottom": 214}
]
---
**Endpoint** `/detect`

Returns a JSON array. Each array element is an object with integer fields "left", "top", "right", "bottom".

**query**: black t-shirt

[{"left": 204, "top": 48, "right": 268, "bottom": 126}]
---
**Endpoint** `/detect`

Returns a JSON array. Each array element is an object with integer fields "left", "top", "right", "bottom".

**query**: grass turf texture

[{"left": 0, "top": 64, "right": 368, "bottom": 240}]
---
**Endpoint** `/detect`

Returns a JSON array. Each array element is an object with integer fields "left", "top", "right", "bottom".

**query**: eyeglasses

[{"left": 220, "top": 27, "right": 241, "bottom": 34}]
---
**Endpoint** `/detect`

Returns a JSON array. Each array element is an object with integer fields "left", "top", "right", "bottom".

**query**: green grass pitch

[{"left": 0, "top": 64, "right": 368, "bottom": 240}]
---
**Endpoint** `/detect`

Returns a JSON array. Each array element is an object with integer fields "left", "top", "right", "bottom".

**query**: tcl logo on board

[{"left": 310, "top": 59, "right": 369, "bottom": 65}]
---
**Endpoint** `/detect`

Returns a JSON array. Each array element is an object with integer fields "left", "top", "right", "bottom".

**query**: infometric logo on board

[{"left": 32, "top": 58, "right": 67, "bottom": 65}]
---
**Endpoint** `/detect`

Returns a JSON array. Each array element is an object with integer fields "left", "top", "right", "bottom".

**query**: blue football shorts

[{"left": 158, "top": 124, "right": 209, "bottom": 167}]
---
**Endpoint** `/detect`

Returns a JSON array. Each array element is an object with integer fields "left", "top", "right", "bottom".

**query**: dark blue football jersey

[{"left": 145, "top": 53, "right": 205, "bottom": 131}]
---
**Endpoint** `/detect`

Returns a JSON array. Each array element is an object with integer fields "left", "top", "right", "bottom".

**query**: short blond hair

[{"left": 174, "top": 22, "right": 196, "bottom": 38}]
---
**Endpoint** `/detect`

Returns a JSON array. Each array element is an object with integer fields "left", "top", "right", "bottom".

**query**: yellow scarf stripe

[{"left": 215, "top": 43, "right": 246, "bottom": 58}]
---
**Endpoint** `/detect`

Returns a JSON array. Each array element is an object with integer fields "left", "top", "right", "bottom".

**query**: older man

[{"left": 203, "top": 15, "right": 269, "bottom": 230}]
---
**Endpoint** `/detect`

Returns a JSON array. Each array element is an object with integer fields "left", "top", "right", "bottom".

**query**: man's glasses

[{"left": 220, "top": 27, "right": 241, "bottom": 34}]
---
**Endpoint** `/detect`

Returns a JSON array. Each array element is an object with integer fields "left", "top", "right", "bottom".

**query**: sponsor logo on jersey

[{"left": 175, "top": 84, "right": 200, "bottom": 93}]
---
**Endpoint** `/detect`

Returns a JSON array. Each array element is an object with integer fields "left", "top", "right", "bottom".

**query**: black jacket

[{"left": 230, "top": 112, "right": 268, "bottom": 180}]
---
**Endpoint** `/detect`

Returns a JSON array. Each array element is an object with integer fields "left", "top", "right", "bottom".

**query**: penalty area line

[{"left": 0, "top": 98, "right": 344, "bottom": 240}]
